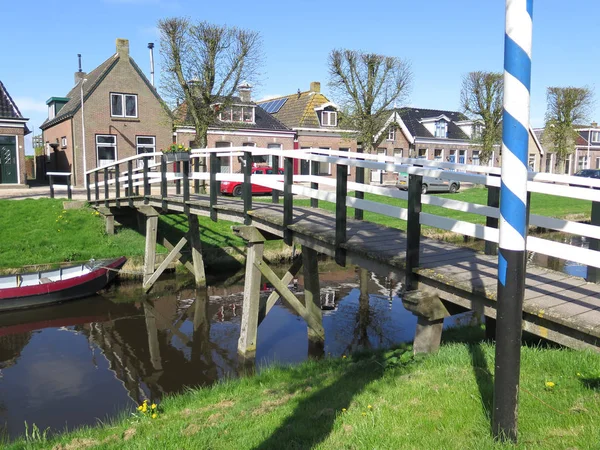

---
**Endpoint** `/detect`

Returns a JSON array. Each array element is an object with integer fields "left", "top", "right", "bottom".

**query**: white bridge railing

[{"left": 85, "top": 146, "right": 600, "bottom": 285}]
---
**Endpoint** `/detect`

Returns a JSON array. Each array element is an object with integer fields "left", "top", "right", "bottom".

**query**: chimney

[
  {"left": 310, "top": 81, "right": 321, "bottom": 93},
  {"left": 74, "top": 54, "right": 86, "bottom": 84},
  {"left": 116, "top": 38, "right": 129, "bottom": 57},
  {"left": 238, "top": 82, "right": 252, "bottom": 102},
  {"left": 148, "top": 43, "right": 155, "bottom": 87},
  {"left": 592, "top": 121, "right": 598, "bottom": 128}
]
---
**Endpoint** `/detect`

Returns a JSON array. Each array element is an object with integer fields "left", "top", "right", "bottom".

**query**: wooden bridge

[{"left": 79, "top": 147, "right": 600, "bottom": 355}]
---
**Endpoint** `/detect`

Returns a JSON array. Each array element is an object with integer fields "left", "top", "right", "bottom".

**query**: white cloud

[{"left": 12, "top": 97, "right": 47, "bottom": 114}]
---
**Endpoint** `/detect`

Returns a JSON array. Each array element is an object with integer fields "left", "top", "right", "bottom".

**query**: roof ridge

[
  {"left": 0, "top": 80, "right": 25, "bottom": 119},
  {"left": 258, "top": 90, "right": 315, "bottom": 103}
]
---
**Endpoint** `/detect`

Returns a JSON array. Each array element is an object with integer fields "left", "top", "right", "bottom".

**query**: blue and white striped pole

[{"left": 493, "top": 0, "right": 533, "bottom": 442}]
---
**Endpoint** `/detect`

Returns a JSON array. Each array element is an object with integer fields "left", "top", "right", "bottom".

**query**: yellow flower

[
  {"left": 362, "top": 412, "right": 366, "bottom": 416},
  {"left": 341, "top": 408, "right": 346, "bottom": 412},
  {"left": 342, "top": 355, "right": 346, "bottom": 359},
  {"left": 545, "top": 381, "right": 555, "bottom": 388},
  {"left": 57, "top": 230, "right": 61, "bottom": 232},
  {"left": 151, "top": 404, "right": 157, "bottom": 410},
  {"left": 368, "top": 405, "right": 372, "bottom": 409},
  {"left": 137, "top": 406, "right": 143, "bottom": 411},
  {"left": 577, "top": 372, "right": 582, "bottom": 377},
  {"left": 142, "top": 405, "right": 147, "bottom": 412},
  {"left": 178, "top": 144, "right": 183, "bottom": 149},
  {"left": 151, "top": 413, "right": 157, "bottom": 419}
]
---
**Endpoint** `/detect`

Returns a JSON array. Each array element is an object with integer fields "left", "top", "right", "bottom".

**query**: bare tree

[
  {"left": 328, "top": 49, "right": 411, "bottom": 155},
  {"left": 158, "top": 18, "right": 262, "bottom": 148},
  {"left": 542, "top": 86, "right": 594, "bottom": 173},
  {"left": 460, "top": 71, "right": 503, "bottom": 165}
]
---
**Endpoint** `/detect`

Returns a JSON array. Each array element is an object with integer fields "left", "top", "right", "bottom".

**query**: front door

[{"left": 0, "top": 136, "right": 18, "bottom": 184}]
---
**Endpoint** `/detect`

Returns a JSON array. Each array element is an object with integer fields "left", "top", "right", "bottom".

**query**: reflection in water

[
  {"left": 0, "top": 265, "right": 470, "bottom": 440},
  {"left": 528, "top": 234, "right": 589, "bottom": 278}
]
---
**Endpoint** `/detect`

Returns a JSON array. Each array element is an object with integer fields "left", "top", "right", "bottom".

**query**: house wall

[
  {"left": 67, "top": 45, "right": 172, "bottom": 186},
  {"left": 0, "top": 126, "right": 27, "bottom": 185},
  {"left": 42, "top": 118, "right": 73, "bottom": 175}
]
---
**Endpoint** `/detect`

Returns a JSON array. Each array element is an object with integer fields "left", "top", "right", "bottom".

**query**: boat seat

[{"left": 39, "top": 277, "right": 52, "bottom": 284}]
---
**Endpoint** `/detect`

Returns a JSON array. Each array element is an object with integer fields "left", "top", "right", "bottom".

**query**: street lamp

[{"left": 80, "top": 78, "right": 88, "bottom": 187}]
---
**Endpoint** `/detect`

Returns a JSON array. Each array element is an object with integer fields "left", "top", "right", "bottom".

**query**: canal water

[{"left": 0, "top": 262, "right": 476, "bottom": 441}]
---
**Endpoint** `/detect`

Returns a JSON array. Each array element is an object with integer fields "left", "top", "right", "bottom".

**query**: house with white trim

[{"left": 0, "top": 81, "right": 30, "bottom": 186}]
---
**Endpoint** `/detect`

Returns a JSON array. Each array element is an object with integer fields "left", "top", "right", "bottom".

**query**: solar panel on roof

[{"left": 259, "top": 98, "right": 287, "bottom": 114}]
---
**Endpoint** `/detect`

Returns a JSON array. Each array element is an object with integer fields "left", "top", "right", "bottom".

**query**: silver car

[{"left": 396, "top": 171, "right": 460, "bottom": 194}]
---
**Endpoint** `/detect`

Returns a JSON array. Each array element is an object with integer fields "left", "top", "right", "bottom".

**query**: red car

[{"left": 220, "top": 166, "right": 284, "bottom": 196}]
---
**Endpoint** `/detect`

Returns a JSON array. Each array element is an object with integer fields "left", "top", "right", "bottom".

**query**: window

[
  {"left": 459, "top": 150, "right": 466, "bottom": 164},
  {"left": 435, "top": 120, "right": 447, "bottom": 138},
  {"left": 596, "top": 157, "right": 600, "bottom": 169},
  {"left": 111, "top": 93, "right": 138, "bottom": 118},
  {"left": 48, "top": 104, "right": 55, "bottom": 120},
  {"left": 61, "top": 136, "right": 67, "bottom": 148},
  {"left": 215, "top": 141, "right": 232, "bottom": 173},
  {"left": 418, "top": 148, "right": 427, "bottom": 159},
  {"left": 393, "top": 148, "right": 403, "bottom": 159},
  {"left": 472, "top": 150, "right": 480, "bottom": 166},
  {"left": 528, "top": 155, "right": 535, "bottom": 171},
  {"left": 434, "top": 149, "right": 443, "bottom": 161},
  {"left": 472, "top": 123, "right": 482, "bottom": 138},
  {"left": 448, "top": 150, "right": 457, "bottom": 163},
  {"left": 545, "top": 154, "right": 553, "bottom": 173},
  {"left": 136, "top": 136, "right": 155, "bottom": 166},
  {"left": 218, "top": 105, "right": 255, "bottom": 123},
  {"left": 578, "top": 155, "right": 587, "bottom": 171},
  {"left": 339, "top": 147, "right": 351, "bottom": 174},
  {"left": 318, "top": 147, "right": 332, "bottom": 175},
  {"left": 565, "top": 156, "right": 571, "bottom": 174},
  {"left": 96, "top": 135, "right": 117, "bottom": 167},
  {"left": 321, "top": 111, "right": 337, "bottom": 127},
  {"left": 267, "top": 143, "right": 282, "bottom": 168},
  {"left": 591, "top": 131, "right": 600, "bottom": 143},
  {"left": 387, "top": 126, "right": 396, "bottom": 141}
]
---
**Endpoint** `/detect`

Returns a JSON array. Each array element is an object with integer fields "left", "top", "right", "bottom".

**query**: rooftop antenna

[
  {"left": 77, "top": 54, "right": 82, "bottom": 72},
  {"left": 148, "top": 43, "right": 155, "bottom": 87}
]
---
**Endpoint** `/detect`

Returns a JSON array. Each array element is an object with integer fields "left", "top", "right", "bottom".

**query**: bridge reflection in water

[{"left": 0, "top": 266, "right": 475, "bottom": 440}]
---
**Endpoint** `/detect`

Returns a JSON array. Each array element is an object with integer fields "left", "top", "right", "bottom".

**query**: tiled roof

[
  {"left": 40, "top": 54, "right": 119, "bottom": 130},
  {"left": 258, "top": 90, "right": 339, "bottom": 129},
  {"left": 0, "top": 81, "right": 27, "bottom": 120},
  {"left": 176, "top": 96, "right": 291, "bottom": 132},
  {"left": 397, "top": 107, "right": 470, "bottom": 140}
]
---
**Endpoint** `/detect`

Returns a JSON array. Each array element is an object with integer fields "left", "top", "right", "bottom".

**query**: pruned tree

[
  {"left": 460, "top": 71, "right": 503, "bottom": 165},
  {"left": 158, "top": 17, "right": 262, "bottom": 148},
  {"left": 542, "top": 86, "right": 593, "bottom": 173},
  {"left": 328, "top": 49, "right": 411, "bottom": 155}
]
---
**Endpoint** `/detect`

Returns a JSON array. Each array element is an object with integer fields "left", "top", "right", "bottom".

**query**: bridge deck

[{"left": 107, "top": 194, "right": 600, "bottom": 350}]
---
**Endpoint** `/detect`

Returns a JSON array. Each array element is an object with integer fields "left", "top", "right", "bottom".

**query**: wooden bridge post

[
  {"left": 94, "top": 171, "right": 99, "bottom": 206},
  {"left": 143, "top": 156, "right": 150, "bottom": 202},
  {"left": 355, "top": 147, "right": 365, "bottom": 220},
  {"left": 588, "top": 201, "right": 600, "bottom": 283},
  {"left": 175, "top": 161, "right": 181, "bottom": 195},
  {"left": 67, "top": 174, "right": 72, "bottom": 200},
  {"left": 310, "top": 160, "right": 319, "bottom": 208},
  {"left": 402, "top": 289, "right": 449, "bottom": 354},
  {"left": 160, "top": 155, "right": 167, "bottom": 211},
  {"left": 187, "top": 213, "right": 207, "bottom": 287},
  {"left": 141, "top": 207, "right": 159, "bottom": 286},
  {"left": 114, "top": 166, "right": 120, "bottom": 207},
  {"left": 183, "top": 160, "right": 190, "bottom": 214},
  {"left": 485, "top": 185, "right": 500, "bottom": 256},
  {"left": 283, "top": 156, "right": 293, "bottom": 245},
  {"left": 303, "top": 246, "right": 324, "bottom": 355},
  {"left": 243, "top": 151, "right": 252, "bottom": 225},
  {"left": 126, "top": 160, "right": 133, "bottom": 206},
  {"left": 86, "top": 173, "right": 91, "bottom": 201},
  {"left": 210, "top": 152, "right": 220, "bottom": 222},
  {"left": 271, "top": 155, "right": 280, "bottom": 204},
  {"left": 406, "top": 173, "right": 423, "bottom": 291},
  {"left": 237, "top": 227, "right": 265, "bottom": 358},
  {"left": 104, "top": 167, "right": 109, "bottom": 207},
  {"left": 193, "top": 155, "right": 200, "bottom": 194},
  {"left": 335, "top": 163, "right": 348, "bottom": 266}
]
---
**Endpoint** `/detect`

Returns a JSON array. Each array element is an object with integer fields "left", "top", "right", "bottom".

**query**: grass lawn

[{"left": 10, "top": 326, "right": 600, "bottom": 449}]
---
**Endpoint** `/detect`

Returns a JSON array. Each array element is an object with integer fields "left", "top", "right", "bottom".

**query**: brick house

[
  {"left": 174, "top": 83, "right": 295, "bottom": 173},
  {"left": 257, "top": 82, "right": 358, "bottom": 177},
  {"left": 0, "top": 81, "right": 30, "bottom": 186},
  {"left": 40, "top": 38, "right": 172, "bottom": 186}
]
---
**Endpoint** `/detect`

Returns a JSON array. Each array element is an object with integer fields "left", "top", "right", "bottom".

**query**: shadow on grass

[
  {"left": 579, "top": 377, "right": 600, "bottom": 391},
  {"left": 253, "top": 351, "right": 389, "bottom": 450}
]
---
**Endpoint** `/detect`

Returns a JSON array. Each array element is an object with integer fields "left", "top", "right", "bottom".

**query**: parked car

[
  {"left": 220, "top": 166, "right": 284, "bottom": 196},
  {"left": 396, "top": 171, "right": 460, "bottom": 194},
  {"left": 570, "top": 169, "right": 600, "bottom": 189}
]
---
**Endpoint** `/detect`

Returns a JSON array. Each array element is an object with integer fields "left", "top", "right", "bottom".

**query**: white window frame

[
  {"left": 267, "top": 143, "right": 282, "bottom": 168},
  {"left": 321, "top": 111, "right": 337, "bottom": 127},
  {"left": 591, "top": 131, "right": 600, "bottom": 143},
  {"left": 61, "top": 136, "right": 67, "bottom": 148},
  {"left": 218, "top": 105, "right": 255, "bottom": 123},
  {"left": 472, "top": 150, "right": 480, "bottom": 166},
  {"left": 387, "top": 126, "right": 396, "bottom": 141},
  {"left": 96, "top": 134, "right": 117, "bottom": 167},
  {"left": 433, "top": 148, "right": 443, "bottom": 161},
  {"left": 317, "top": 147, "right": 332, "bottom": 175},
  {"left": 578, "top": 155, "right": 587, "bottom": 171},
  {"left": 136, "top": 136, "right": 156, "bottom": 166},
  {"left": 596, "top": 157, "right": 600, "bottom": 169},
  {"left": 215, "top": 141, "right": 232, "bottom": 173},
  {"left": 435, "top": 120, "right": 447, "bottom": 138},
  {"left": 110, "top": 93, "right": 138, "bottom": 118}
]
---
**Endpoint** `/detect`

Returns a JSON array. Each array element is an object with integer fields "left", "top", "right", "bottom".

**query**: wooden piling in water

[{"left": 302, "top": 246, "right": 324, "bottom": 353}]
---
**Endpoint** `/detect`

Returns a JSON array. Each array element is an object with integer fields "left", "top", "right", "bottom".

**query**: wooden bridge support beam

[
  {"left": 143, "top": 302, "right": 163, "bottom": 371},
  {"left": 187, "top": 214, "right": 207, "bottom": 287},
  {"left": 303, "top": 246, "right": 324, "bottom": 354},
  {"left": 97, "top": 207, "right": 115, "bottom": 235},
  {"left": 237, "top": 226, "right": 265, "bottom": 358},
  {"left": 402, "top": 289, "right": 450, "bottom": 354},
  {"left": 140, "top": 207, "right": 159, "bottom": 286}
]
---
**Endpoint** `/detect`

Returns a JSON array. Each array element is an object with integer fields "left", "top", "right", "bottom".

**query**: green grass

[{"left": 9, "top": 326, "right": 600, "bottom": 449}]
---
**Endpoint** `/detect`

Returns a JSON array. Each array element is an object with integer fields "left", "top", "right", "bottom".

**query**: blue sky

[{"left": 3, "top": 0, "right": 599, "bottom": 153}]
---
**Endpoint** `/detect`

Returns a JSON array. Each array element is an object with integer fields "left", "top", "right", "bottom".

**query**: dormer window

[
  {"left": 435, "top": 120, "right": 447, "bottom": 138},
  {"left": 321, "top": 111, "right": 337, "bottom": 127},
  {"left": 388, "top": 126, "right": 396, "bottom": 141},
  {"left": 472, "top": 123, "right": 483, "bottom": 139},
  {"left": 48, "top": 104, "right": 56, "bottom": 120},
  {"left": 218, "top": 105, "right": 255, "bottom": 123}
]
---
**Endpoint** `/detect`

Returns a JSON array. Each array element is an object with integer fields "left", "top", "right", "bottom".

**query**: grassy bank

[
  {"left": 9, "top": 327, "right": 600, "bottom": 449},
  {"left": 0, "top": 188, "right": 590, "bottom": 270}
]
